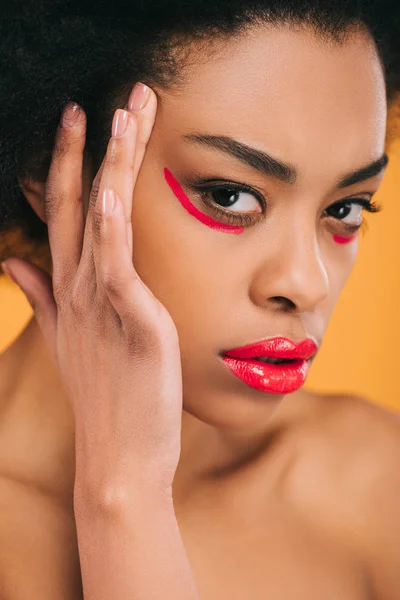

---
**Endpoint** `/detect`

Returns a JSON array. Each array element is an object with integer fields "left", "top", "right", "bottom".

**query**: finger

[
  {"left": 127, "top": 83, "right": 157, "bottom": 196},
  {"left": 76, "top": 113, "right": 136, "bottom": 292},
  {"left": 90, "top": 84, "right": 156, "bottom": 264},
  {"left": 78, "top": 84, "right": 157, "bottom": 296},
  {"left": 100, "top": 109, "right": 138, "bottom": 249},
  {"left": 45, "top": 103, "right": 86, "bottom": 295},
  {"left": 1, "top": 259, "right": 58, "bottom": 365},
  {"left": 73, "top": 159, "right": 106, "bottom": 299},
  {"left": 97, "top": 188, "right": 155, "bottom": 330},
  {"left": 92, "top": 111, "right": 139, "bottom": 299},
  {"left": 125, "top": 83, "right": 157, "bottom": 253},
  {"left": 77, "top": 110, "right": 136, "bottom": 301}
]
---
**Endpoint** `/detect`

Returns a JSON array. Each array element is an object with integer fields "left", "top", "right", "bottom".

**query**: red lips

[
  {"left": 223, "top": 337, "right": 318, "bottom": 361},
  {"left": 221, "top": 337, "right": 318, "bottom": 395}
]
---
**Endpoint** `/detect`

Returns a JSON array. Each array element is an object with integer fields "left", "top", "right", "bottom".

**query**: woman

[{"left": 0, "top": 1, "right": 400, "bottom": 598}]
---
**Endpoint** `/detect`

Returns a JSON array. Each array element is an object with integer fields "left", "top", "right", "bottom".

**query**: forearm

[{"left": 73, "top": 479, "right": 200, "bottom": 600}]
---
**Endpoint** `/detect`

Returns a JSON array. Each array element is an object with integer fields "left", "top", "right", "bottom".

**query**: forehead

[{"left": 160, "top": 24, "right": 387, "bottom": 180}]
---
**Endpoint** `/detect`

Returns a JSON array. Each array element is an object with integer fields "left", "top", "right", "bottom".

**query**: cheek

[
  {"left": 163, "top": 168, "right": 244, "bottom": 235},
  {"left": 324, "top": 236, "right": 359, "bottom": 298},
  {"left": 130, "top": 168, "right": 231, "bottom": 328}
]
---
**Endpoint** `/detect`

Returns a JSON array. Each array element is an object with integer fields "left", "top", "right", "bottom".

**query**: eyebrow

[{"left": 183, "top": 133, "right": 389, "bottom": 189}]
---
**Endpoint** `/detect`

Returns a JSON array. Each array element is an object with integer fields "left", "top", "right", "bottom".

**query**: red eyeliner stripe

[
  {"left": 333, "top": 233, "right": 358, "bottom": 244},
  {"left": 163, "top": 168, "right": 244, "bottom": 234}
]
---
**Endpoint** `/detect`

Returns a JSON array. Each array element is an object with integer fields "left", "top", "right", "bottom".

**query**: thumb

[{"left": 1, "top": 258, "right": 58, "bottom": 365}]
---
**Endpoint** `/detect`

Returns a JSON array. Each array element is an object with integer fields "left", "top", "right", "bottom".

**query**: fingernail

[
  {"left": 1, "top": 261, "right": 18, "bottom": 285},
  {"left": 128, "top": 83, "right": 150, "bottom": 111},
  {"left": 112, "top": 109, "right": 129, "bottom": 138},
  {"left": 61, "top": 102, "right": 81, "bottom": 128}
]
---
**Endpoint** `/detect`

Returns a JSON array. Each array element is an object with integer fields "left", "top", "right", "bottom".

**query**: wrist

[
  {"left": 74, "top": 431, "right": 178, "bottom": 506},
  {"left": 73, "top": 473, "right": 174, "bottom": 519}
]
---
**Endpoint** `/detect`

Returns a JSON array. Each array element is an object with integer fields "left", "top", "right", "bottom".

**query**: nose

[{"left": 249, "top": 230, "right": 329, "bottom": 314}]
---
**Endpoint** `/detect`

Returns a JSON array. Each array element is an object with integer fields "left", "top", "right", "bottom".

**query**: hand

[{"left": 1, "top": 84, "right": 183, "bottom": 497}]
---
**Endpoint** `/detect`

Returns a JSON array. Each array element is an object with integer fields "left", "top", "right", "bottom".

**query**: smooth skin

[{"left": 0, "top": 23, "right": 400, "bottom": 600}]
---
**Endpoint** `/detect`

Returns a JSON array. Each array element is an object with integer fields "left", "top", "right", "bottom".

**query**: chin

[{"left": 182, "top": 385, "right": 286, "bottom": 431}]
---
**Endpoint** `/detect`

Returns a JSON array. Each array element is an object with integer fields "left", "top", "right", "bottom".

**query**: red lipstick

[
  {"left": 221, "top": 337, "right": 318, "bottom": 395},
  {"left": 164, "top": 168, "right": 244, "bottom": 234}
]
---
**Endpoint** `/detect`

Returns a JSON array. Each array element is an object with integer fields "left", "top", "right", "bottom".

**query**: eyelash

[
  {"left": 191, "top": 181, "right": 266, "bottom": 227},
  {"left": 326, "top": 198, "right": 381, "bottom": 234},
  {"left": 190, "top": 180, "right": 382, "bottom": 229}
]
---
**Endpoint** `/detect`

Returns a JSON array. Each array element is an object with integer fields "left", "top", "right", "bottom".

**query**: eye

[
  {"left": 324, "top": 198, "right": 379, "bottom": 227},
  {"left": 206, "top": 186, "right": 262, "bottom": 213},
  {"left": 325, "top": 202, "right": 363, "bottom": 226},
  {"left": 189, "top": 180, "right": 266, "bottom": 228}
]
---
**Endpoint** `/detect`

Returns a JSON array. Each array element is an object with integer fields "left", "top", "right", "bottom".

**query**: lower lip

[{"left": 221, "top": 356, "right": 310, "bottom": 394}]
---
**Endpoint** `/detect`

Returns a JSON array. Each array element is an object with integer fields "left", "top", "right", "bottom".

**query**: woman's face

[{"left": 129, "top": 24, "right": 387, "bottom": 429}]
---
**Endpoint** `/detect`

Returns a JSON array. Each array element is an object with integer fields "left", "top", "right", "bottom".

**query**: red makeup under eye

[
  {"left": 164, "top": 168, "right": 364, "bottom": 243},
  {"left": 333, "top": 233, "right": 359, "bottom": 244},
  {"left": 164, "top": 168, "right": 245, "bottom": 234}
]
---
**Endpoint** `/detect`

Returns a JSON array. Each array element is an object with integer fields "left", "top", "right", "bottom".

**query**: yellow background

[{"left": 1, "top": 142, "right": 400, "bottom": 412}]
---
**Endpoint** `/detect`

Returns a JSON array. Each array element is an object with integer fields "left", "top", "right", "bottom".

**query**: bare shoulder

[
  {"left": 291, "top": 391, "right": 400, "bottom": 598},
  {"left": 331, "top": 394, "right": 400, "bottom": 598},
  {"left": 299, "top": 390, "right": 400, "bottom": 466},
  {"left": 326, "top": 391, "right": 400, "bottom": 456},
  {"left": 324, "top": 392, "right": 400, "bottom": 488},
  {"left": 0, "top": 474, "right": 82, "bottom": 600},
  {"left": 303, "top": 391, "right": 400, "bottom": 505},
  {"left": 284, "top": 391, "right": 400, "bottom": 532}
]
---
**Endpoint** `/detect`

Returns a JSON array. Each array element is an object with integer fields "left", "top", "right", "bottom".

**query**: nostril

[{"left": 269, "top": 296, "right": 296, "bottom": 311}]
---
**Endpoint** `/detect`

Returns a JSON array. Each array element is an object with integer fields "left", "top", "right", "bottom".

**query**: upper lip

[{"left": 222, "top": 337, "right": 318, "bottom": 361}]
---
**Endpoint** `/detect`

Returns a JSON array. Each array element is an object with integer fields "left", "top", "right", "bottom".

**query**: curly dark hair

[{"left": 0, "top": 0, "right": 399, "bottom": 268}]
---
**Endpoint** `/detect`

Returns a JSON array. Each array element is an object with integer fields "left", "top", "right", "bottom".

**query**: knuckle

[
  {"left": 102, "top": 269, "right": 127, "bottom": 294},
  {"left": 125, "top": 324, "right": 157, "bottom": 355},
  {"left": 125, "top": 315, "right": 165, "bottom": 355}
]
